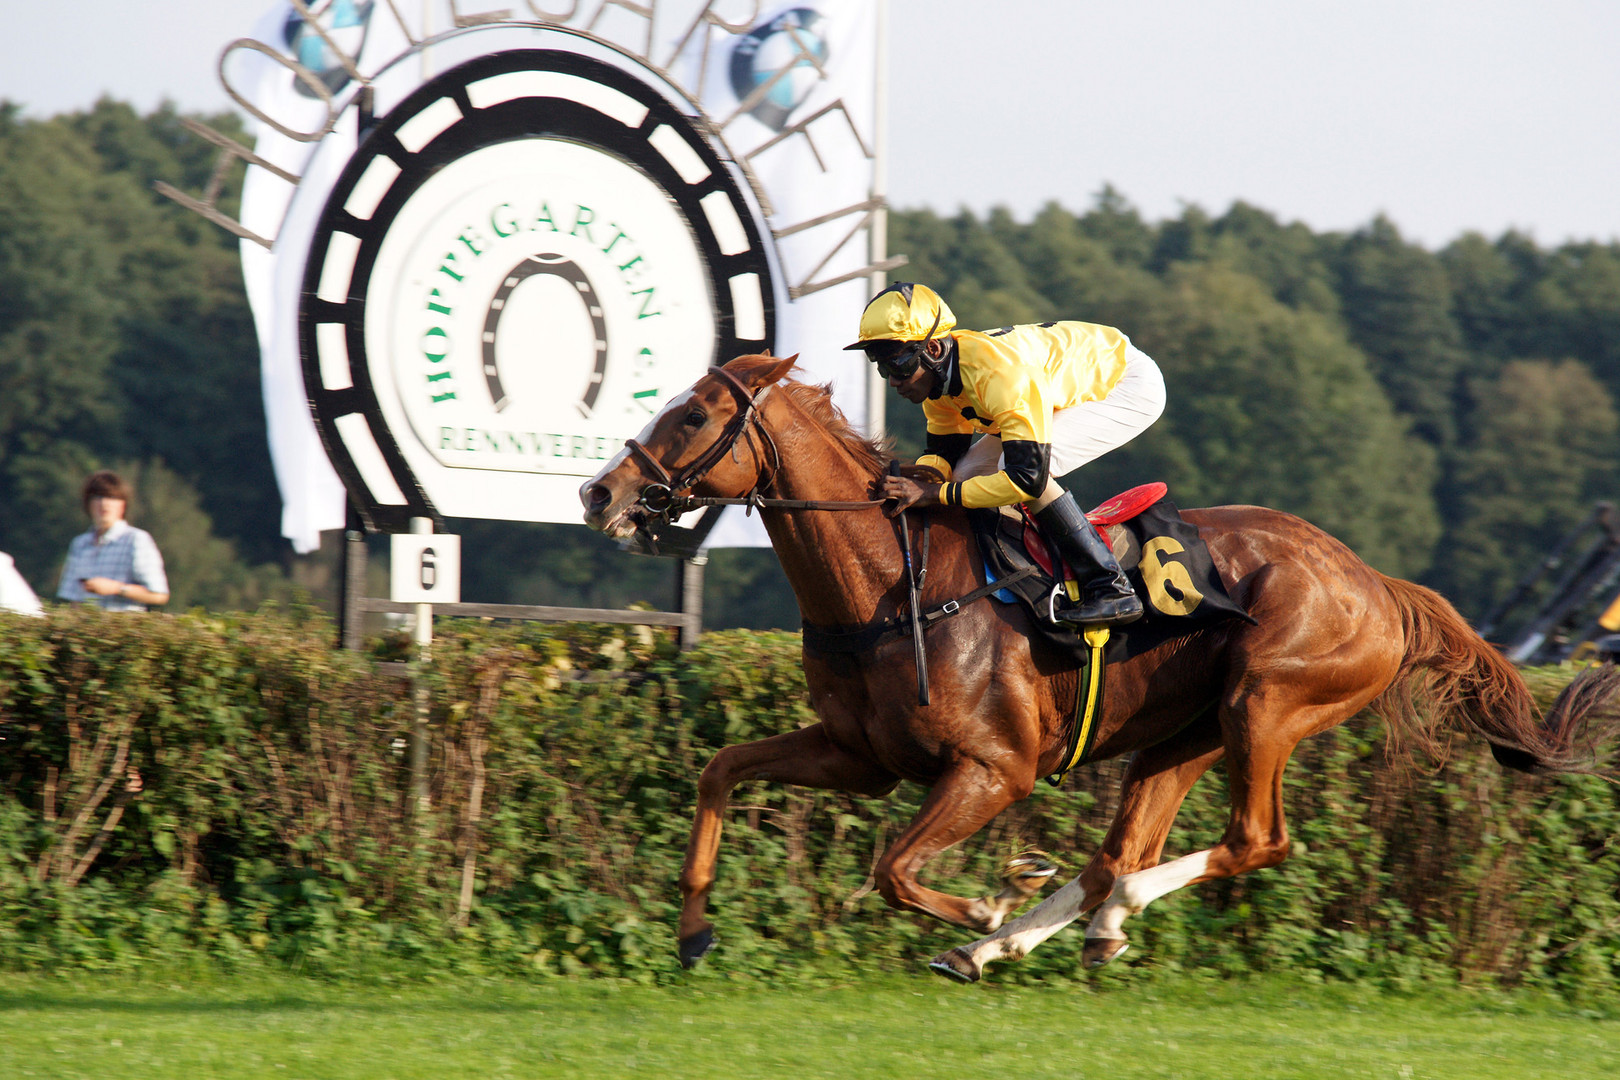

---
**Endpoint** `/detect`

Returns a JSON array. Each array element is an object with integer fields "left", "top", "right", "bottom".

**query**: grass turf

[{"left": 1, "top": 971, "right": 1616, "bottom": 1079}]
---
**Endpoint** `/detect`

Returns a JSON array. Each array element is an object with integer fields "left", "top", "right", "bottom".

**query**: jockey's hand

[
  {"left": 895, "top": 463, "right": 945, "bottom": 484},
  {"left": 874, "top": 474, "right": 941, "bottom": 517}
]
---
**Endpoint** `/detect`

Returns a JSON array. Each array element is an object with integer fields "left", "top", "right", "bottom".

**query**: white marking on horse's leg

[
  {"left": 957, "top": 877, "right": 1093, "bottom": 967},
  {"left": 1087, "top": 849, "right": 1212, "bottom": 940}
]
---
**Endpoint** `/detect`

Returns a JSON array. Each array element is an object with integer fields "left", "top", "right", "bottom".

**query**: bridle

[
  {"left": 624, "top": 366, "right": 881, "bottom": 519},
  {"left": 625, "top": 365, "right": 776, "bottom": 516}
]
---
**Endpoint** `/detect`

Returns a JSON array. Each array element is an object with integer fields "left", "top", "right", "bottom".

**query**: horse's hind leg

[
  {"left": 678, "top": 722, "right": 897, "bottom": 968},
  {"left": 1082, "top": 690, "right": 1367, "bottom": 968},
  {"left": 929, "top": 716, "right": 1225, "bottom": 983}
]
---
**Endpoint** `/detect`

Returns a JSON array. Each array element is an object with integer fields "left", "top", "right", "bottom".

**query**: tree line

[{"left": 2, "top": 102, "right": 1616, "bottom": 625}]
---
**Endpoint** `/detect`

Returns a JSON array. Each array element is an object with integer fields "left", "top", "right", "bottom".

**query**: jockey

[{"left": 848, "top": 282, "right": 1166, "bottom": 628}]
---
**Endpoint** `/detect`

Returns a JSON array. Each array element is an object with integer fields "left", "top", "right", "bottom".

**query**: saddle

[{"left": 969, "top": 483, "right": 1255, "bottom": 664}]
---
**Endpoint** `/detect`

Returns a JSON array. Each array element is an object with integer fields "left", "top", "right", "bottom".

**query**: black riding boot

[{"left": 1035, "top": 491, "right": 1144, "bottom": 627}]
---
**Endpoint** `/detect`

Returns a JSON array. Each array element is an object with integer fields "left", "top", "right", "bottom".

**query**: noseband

[{"left": 624, "top": 365, "right": 781, "bottom": 517}]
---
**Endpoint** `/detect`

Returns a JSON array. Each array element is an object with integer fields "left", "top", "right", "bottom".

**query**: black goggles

[
  {"left": 865, "top": 340, "right": 928, "bottom": 380},
  {"left": 863, "top": 307, "right": 943, "bottom": 380}
]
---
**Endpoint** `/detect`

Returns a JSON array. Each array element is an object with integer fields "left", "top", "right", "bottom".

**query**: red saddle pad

[{"left": 1022, "top": 482, "right": 1169, "bottom": 579}]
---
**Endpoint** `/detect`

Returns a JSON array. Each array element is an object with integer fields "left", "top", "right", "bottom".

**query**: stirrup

[{"left": 1045, "top": 583, "right": 1076, "bottom": 625}]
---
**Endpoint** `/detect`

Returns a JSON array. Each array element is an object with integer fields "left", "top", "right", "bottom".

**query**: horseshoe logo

[{"left": 479, "top": 253, "right": 609, "bottom": 417}]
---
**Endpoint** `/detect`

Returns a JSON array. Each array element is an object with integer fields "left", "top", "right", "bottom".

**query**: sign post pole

[
  {"left": 389, "top": 524, "right": 460, "bottom": 810},
  {"left": 409, "top": 517, "right": 433, "bottom": 818},
  {"left": 676, "top": 556, "right": 707, "bottom": 651},
  {"left": 340, "top": 504, "right": 367, "bottom": 650},
  {"left": 867, "top": 0, "right": 892, "bottom": 440}
]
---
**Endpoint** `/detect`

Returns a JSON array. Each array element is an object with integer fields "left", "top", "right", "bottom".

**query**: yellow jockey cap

[{"left": 842, "top": 283, "right": 957, "bottom": 349}]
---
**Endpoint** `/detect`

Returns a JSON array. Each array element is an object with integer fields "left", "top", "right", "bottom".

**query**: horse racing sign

[
  {"left": 302, "top": 46, "right": 775, "bottom": 531},
  {"left": 160, "top": 1, "right": 895, "bottom": 546}
]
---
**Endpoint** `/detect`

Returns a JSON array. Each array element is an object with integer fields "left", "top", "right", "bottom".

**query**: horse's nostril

[{"left": 583, "top": 483, "right": 611, "bottom": 512}]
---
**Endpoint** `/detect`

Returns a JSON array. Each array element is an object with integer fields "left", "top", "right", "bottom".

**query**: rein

[
  {"left": 651, "top": 492, "right": 885, "bottom": 515},
  {"left": 626, "top": 365, "right": 894, "bottom": 518}
]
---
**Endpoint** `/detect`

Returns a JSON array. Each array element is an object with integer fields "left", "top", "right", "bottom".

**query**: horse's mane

[
  {"left": 781, "top": 378, "right": 893, "bottom": 475},
  {"left": 725, "top": 355, "right": 892, "bottom": 476}
]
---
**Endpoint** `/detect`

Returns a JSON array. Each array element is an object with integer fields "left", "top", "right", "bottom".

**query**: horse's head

[{"left": 580, "top": 353, "right": 798, "bottom": 542}]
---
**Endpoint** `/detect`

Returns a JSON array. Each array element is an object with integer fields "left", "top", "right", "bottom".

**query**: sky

[{"left": 1, "top": 0, "right": 1617, "bottom": 250}]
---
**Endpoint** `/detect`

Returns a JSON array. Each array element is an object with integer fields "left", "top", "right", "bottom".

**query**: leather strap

[{"left": 801, "top": 565, "right": 1039, "bottom": 655}]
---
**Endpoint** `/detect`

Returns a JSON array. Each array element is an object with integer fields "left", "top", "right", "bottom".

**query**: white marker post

[{"left": 392, "top": 519, "right": 461, "bottom": 817}]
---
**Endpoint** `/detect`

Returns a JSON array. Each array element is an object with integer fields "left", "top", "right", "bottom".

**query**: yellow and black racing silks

[{"left": 916, "top": 321, "right": 1130, "bottom": 509}]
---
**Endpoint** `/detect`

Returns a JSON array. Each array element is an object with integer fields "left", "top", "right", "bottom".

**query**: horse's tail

[{"left": 1373, "top": 574, "right": 1620, "bottom": 776}]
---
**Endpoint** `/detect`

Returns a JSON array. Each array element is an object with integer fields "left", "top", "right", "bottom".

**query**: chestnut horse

[{"left": 581, "top": 354, "right": 1620, "bottom": 982}]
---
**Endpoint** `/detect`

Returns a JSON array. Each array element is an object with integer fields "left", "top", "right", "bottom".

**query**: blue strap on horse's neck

[{"left": 1046, "top": 626, "right": 1110, "bottom": 786}]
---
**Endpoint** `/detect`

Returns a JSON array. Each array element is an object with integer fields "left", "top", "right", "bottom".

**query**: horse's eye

[{"left": 684, "top": 409, "right": 706, "bottom": 428}]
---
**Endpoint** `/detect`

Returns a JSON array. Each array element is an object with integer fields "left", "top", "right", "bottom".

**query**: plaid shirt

[{"left": 56, "top": 521, "right": 169, "bottom": 611}]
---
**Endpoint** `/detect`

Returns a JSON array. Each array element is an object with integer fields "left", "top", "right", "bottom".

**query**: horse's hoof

[
  {"left": 1082, "top": 935, "right": 1129, "bottom": 969},
  {"left": 678, "top": 927, "right": 716, "bottom": 970},
  {"left": 1001, "top": 850, "right": 1059, "bottom": 890},
  {"left": 927, "top": 947, "right": 981, "bottom": 984}
]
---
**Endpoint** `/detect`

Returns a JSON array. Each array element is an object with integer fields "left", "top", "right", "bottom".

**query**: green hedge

[{"left": 0, "top": 607, "right": 1616, "bottom": 991}]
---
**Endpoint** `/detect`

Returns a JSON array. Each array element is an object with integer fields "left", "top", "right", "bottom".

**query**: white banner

[{"left": 235, "top": 1, "right": 411, "bottom": 552}]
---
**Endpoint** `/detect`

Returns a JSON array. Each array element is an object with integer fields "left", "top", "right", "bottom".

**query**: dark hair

[{"left": 81, "top": 470, "right": 132, "bottom": 515}]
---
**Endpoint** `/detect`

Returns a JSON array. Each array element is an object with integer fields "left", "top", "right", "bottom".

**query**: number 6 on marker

[{"left": 391, "top": 534, "right": 460, "bottom": 604}]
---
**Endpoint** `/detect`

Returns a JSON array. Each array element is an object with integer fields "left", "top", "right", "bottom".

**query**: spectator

[
  {"left": 0, "top": 552, "right": 43, "bottom": 616},
  {"left": 56, "top": 471, "right": 169, "bottom": 611}
]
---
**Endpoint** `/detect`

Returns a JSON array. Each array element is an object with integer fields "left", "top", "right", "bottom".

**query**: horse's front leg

[
  {"left": 678, "top": 722, "right": 897, "bottom": 968},
  {"left": 869, "top": 758, "right": 1036, "bottom": 933}
]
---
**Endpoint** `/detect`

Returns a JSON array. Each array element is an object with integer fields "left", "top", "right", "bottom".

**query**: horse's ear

[
  {"left": 724, "top": 351, "right": 797, "bottom": 388},
  {"left": 758, "top": 353, "right": 799, "bottom": 386}
]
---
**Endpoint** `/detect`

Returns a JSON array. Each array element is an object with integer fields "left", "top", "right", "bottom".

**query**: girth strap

[
  {"left": 1046, "top": 626, "right": 1111, "bottom": 786},
  {"left": 801, "top": 565, "right": 1039, "bottom": 655}
]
